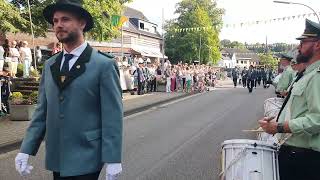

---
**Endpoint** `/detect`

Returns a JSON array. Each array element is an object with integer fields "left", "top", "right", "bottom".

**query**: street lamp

[{"left": 273, "top": 1, "right": 320, "bottom": 23}]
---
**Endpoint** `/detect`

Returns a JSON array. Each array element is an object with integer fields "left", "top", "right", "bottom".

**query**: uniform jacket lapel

[
  {"left": 50, "top": 52, "right": 63, "bottom": 89},
  {"left": 50, "top": 45, "right": 93, "bottom": 91},
  {"left": 61, "top": 45, "right": 93, "bottom": 90}
]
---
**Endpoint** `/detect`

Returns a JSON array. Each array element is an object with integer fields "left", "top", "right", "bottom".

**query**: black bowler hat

[
  {"left": 278, "top": 53, "right": 293, "bottom": 61},
  {"left": 43, "top": 0, "right": 94, "bottom": 32},
  {"left": 296, "top": 19, "right": 320, "bottom": 40}
]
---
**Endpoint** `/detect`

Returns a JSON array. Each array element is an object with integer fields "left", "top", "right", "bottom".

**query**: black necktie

[
  {"left": 276, "top": 70, "right": 305, "bottom": 122},
  {"left": 61, "top": 54, "right": 74, "bottom": 74}
]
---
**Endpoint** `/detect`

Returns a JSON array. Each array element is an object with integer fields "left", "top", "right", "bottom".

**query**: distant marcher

[
  {"left": 241, "top": 67, "right": 248, "bottom": 87},
  {"left": 247, "top": 65, "right": 255, "bottom": 93},
  {"left": 231, "top": 67, "right": 239, "bottom": 87}
]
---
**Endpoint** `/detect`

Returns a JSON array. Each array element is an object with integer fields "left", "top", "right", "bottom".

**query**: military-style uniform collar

[
  {"left": 63, "top": 42, "right": 88, "bottom": 57},
  {"left": 304, "top": 60, "right": 320, "bottom": 74},
  {"left": 50, "top": 43, "right": 93, "bottom": 91}
]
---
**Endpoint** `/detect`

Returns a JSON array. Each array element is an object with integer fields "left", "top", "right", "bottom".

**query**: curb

[{"left": 0, "top": 93, "right": 193, "bottom": 154}]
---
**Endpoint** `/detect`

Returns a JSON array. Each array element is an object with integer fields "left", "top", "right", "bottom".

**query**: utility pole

[
  {"left": 161, "top": 8, "right": 165, "bottom": 74},
  {"left": 199, "top": 34, "right": 202, "bottom": 64},
  {"left": 27, "top": 0, "right": 36, "bottom": 70}
]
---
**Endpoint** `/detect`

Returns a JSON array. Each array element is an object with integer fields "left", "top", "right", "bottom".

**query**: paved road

[{"left": 0, "top": 86, "right": 274, "bottom": 180}]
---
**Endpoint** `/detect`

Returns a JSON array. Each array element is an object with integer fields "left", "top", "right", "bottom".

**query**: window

[
  {"left": 237, "top": 60, "right": 239, "bottom": 63},
  {"left": 139, "top": 22, "right": 144, "bottom": 30},
  {"left": 153, "top": 26, "right": 157, "bottom": 33},
  {"left": 241, "top": 61, "right": 243, "bottom": 64}
]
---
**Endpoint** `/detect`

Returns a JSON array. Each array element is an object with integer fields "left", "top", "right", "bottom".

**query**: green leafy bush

[{"left": 16, "top": 64, "right": 24, "bottom": 78}]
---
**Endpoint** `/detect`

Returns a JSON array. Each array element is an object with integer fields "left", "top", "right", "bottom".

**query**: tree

[
  {"left": 220, "top": 39, "right": 231, "bottom": 48},
  {"left": 8, "top": 0, "right": 132, "bottom": 40},
  {"left": 258, "top": 53, "right": 278, "bottom": 69},
  {"left": 0, "top": 1, "right": 29, "bottom": 34},
  {"left": 164, "top": 0, "right": 223, "bottom": 64}
]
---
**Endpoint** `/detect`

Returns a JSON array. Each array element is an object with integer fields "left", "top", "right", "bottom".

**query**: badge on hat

[{"left": 76, "top": 65, "right": 81, "bottom": 69}]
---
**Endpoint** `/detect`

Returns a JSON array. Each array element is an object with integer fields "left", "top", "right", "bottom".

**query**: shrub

[
  {"left": 10, "top": 92, "right": 23, "bottom": 105},
  {"left": 16, "top": 64, "right": 24, "bottom": 77}
]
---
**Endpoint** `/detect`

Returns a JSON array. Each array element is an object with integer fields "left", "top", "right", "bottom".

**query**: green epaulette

[{"left": 98, "top": 50, "right": 115, "bottom": 59}]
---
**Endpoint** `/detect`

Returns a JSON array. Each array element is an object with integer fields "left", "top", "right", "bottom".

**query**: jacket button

[
  {"left": 59, "top": 96, "right": 64, "bottom": 101},
  {"left": 60, "top": 114, "right": 64, "bottom": 119}
]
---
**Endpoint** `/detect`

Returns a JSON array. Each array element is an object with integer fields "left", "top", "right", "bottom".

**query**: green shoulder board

[{"left": 98, "top": 50, "right": 115, "bottom": 59}]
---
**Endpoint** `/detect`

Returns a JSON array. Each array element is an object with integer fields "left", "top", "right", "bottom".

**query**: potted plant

[
  {"left": 29, "top": 67, "right": 40, "bottom": 81},
  {"left": 9, "top": 91, "right": 38, "bottom": 121}
]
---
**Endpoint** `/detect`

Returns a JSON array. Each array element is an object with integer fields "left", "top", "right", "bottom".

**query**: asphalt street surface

[{"left": 0, "top": 85, "right": 274, "bottom": 180}]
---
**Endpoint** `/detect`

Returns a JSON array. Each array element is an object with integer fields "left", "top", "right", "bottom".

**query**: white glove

[
  {"left": 106, "top": 163, "right": 122, "bottom": 180},
  {"left": 15, "top": 153, "right": 33, "bottom": 176}
]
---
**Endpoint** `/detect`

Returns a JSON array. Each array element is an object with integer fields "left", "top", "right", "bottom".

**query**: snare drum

[{"left": 221, "top": 139, "right": 279, "bottom": 180}]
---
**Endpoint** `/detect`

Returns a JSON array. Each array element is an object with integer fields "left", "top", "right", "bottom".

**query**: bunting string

[{"left": 173, "top": 12, "right": 320, "bottom": 32}]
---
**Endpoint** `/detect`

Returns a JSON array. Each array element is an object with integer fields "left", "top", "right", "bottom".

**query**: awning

[{"left": 132, "top": 47, "right": 167, "bottom": 58}]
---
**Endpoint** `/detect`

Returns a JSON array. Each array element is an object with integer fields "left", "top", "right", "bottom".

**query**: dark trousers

[
  {"left": 137, "top": 81, "right": 144, "bottom": 95},
  {"left": 1, "top": 96, "right": 9, "bottom": 114},
  {"left": 262, "top": 78, "right": 267, "bottom": 88},
  {"left": 242, "top": 78, "right": 247, "bottom": 87},
  {"left": 247, "top": 79, "right": 254, "bottom": 93},
  {"left": 257, "top": 78, "right": 261, "bottom": 86},
  {"left": 233, "top": 78, "right": 237, "bottom": 87},
  {"left": 149, "top": 79, "right": 156, "bottom": 92},
  {"left": 279, "top": 145, "right": 320, "bottom": 180},
  {"left": 53, "top": 171, "right": 101, "bottom": 180}
]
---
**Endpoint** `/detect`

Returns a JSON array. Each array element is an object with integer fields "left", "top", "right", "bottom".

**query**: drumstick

[{"left": 263, "top": 116, "right": 276, "bottom": 122}]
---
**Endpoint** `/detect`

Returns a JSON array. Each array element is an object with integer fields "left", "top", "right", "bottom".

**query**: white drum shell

[{"left": 221, "top": 139, "right": 279, "bottom": 180}]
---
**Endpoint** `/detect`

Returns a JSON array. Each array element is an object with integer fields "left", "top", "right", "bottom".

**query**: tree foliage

[
  {"left": 0, "top": 0, "right": 29, "bottom": 34},
  {"left": 164, "top": 0, "right": 224, "bottom": 64},
  {"left": 258, "top": 53, "right": 278, "bottom": 69},
  {"left": 5, "top": 0, "right": 132, "bottom": 40}
]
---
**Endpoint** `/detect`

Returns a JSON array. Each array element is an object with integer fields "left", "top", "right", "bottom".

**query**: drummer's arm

[{"left": 283, "top": 121, "right": 292, "bottom": 133}]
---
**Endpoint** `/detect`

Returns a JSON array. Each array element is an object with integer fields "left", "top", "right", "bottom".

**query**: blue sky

[{"left": 127, "top": 0, "right": 320, "bottom": 44}]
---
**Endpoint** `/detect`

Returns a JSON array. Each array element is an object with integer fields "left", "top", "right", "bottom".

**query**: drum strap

[{"left": 276, "top": 70, "right": 305, "bottom": 122}]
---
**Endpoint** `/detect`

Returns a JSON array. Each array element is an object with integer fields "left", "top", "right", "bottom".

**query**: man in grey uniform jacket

[{"left": 14, "top": 0, "right": 123, "bottom": 179}]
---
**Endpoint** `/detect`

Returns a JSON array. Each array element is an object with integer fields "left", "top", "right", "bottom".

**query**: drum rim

[{"left": 222, "top": 139, "right": 276, "bottom": 147}]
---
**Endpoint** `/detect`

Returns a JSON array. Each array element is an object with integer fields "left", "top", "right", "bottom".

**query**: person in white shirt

[
  {"left": 9, "top": 41, "right": 20, "bottom": 77},
  {"left": 19, "top": 41, "right": 32, "bottom": 78},
  {"left": 0, "top": 46, "right": 4, "bottom": 71}
]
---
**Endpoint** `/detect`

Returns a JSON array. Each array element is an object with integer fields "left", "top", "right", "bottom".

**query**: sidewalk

[{"left": 0, "top": 92, "right": 189, "bottom": 150}]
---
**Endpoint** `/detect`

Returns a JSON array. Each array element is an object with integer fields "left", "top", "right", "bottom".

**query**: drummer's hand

[
  {"left": 280, "top": 91, "right": 288, "bottom": 96},
  {"left": 258, "top": 118, "right": 278, "bottom": 135}
]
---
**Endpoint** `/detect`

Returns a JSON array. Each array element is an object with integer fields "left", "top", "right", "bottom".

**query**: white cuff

[{"left": 106, "top": 163, "right": 122, "bottom": 175}]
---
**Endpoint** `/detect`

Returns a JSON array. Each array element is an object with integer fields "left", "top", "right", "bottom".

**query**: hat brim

[{"left": 43, "top": 3, "right": 94, "bottom": 32}]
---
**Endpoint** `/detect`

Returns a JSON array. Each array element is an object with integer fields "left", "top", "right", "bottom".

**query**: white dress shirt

[{"left": 60, "top": 42, "right": 122, "bottom": 175}]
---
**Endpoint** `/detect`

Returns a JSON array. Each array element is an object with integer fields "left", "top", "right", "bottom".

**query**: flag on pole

[{"left": 111, "top": 15, "right": 128, "bottom": 29}]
